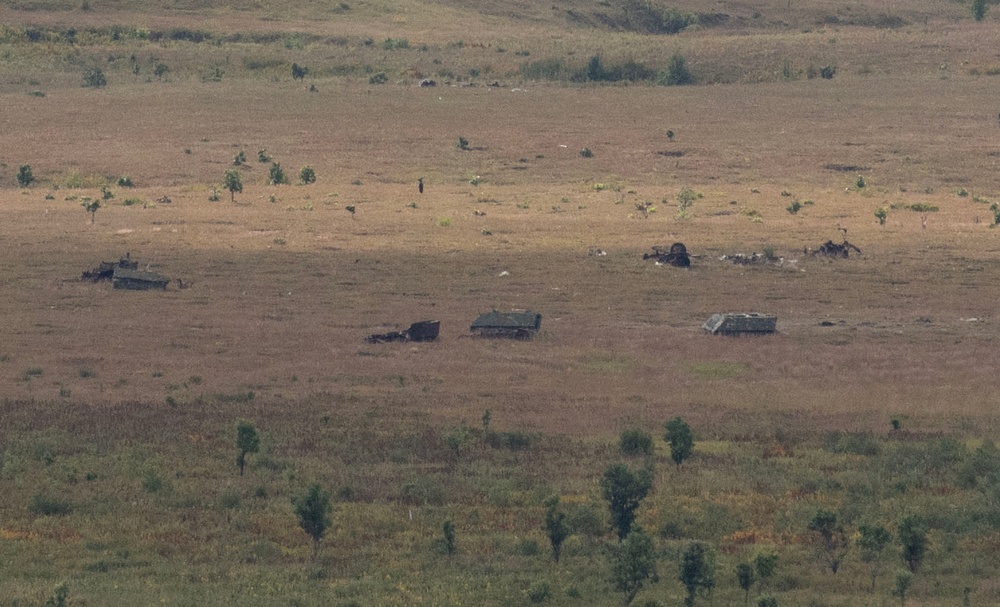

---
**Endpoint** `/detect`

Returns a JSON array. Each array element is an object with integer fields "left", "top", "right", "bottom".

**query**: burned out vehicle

[
  {"left": 365, "top": 320, "right": 440, "bottom": 344},
  {"left": 643, "top": 242, "right": 691, "bottom": 267},
  {"left": 82, "top": 254, "right": 138, "bottom": 281},
  {"left": 702, "top": 313, "right": 777, "bottom": 335},
  {"left": 470, "top": 310, "right": 541, "bottom": 339}
]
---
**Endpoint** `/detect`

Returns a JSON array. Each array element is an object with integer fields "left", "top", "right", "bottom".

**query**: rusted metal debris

[
  {"left": 643, "top": 242, "right": 691, "bottom": 267},
  {"left": 365, "top": 320, "right": 440, "bottom": 344}
]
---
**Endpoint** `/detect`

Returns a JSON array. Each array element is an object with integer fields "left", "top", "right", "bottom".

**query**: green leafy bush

[
  {"left": 16, "top": 164, "right": 34, "bottom": 187},
  {"left": 663, "top": 54, "right": 694, "bottom": 85},
  {"left": 82, "top": 67, "right": 106, "bottom": 88},
  {"left": 268, "top": 162, "right": 289, "bottom": 185},
  {"left": 620, "top": 428, "right": 654, "bottom": 457},
  {"left": 31, "top": 492, "right": 72, "bottom": 516}
]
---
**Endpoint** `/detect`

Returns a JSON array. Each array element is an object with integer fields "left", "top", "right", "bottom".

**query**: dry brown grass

[
  {"left": 4, "top": 4, "right": 1000, "bottom": 605},
  {"left": 3, "top": 61, "right": 1000, "bottom": 439}
]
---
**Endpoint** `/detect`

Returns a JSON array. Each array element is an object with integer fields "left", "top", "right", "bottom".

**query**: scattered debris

[
  {"left": 113, "top": 268, "right": 170, "bottom": 291},
  {"left": 471, "top": 310, "right": 541, "bottom": 339},
  {"left": 589, "top": 248, "right": 608, "bottom": 257},
  {"left": 643, "top": 242, "right": 691, "bottom": 267},
  {"left": 807, "top": 240, "right": 862, "bottom": 258},
  {"left": 81, "top": 253, "right": 137, "bottom": 281},
  {"left": 720, "top": 252, "right": 788, "bottom": 266},
  {"left": 703, "top": 313, "right": 777, "bottom": 335},
  {"left": 155, "top": 196, "right": 172, "bottom": 204},
  {"left": 365, "top": 320, "right": 440, "bottom": 344}
]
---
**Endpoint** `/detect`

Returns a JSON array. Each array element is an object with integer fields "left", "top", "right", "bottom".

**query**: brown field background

[
  {"left": 2, "top": 69, "right": 1000, "bottom": 436},
  {"left": 3, "top": 1, "right": 1000, "bottom": 604}
]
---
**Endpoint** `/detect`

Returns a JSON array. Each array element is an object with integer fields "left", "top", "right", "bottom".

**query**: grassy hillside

[{"left": 3, "top": 1, "right": 1000, "bottom": 606}]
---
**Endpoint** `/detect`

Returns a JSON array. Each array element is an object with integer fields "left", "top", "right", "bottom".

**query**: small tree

[
  {"left": 224, "top": 169, "right": 243, "bottom": 202},
  {"left": 892, "top": 570, "right": 912, "bottom": 607},
  {"left": 235, "top": 421, "right": 260, "bottom": 476},
  {"left": 81, "top": 199, "right": 100, "bottom": 223},
  {"left": 543, "top": 496, "right": 570, "bottom": 562},
  {"left": 601, "top": 463, "right": 654, "bottom": 540},
  {"left": 679, "top": 541, "right": 715, "bottom": 607},
  {"left": 268, "top": 162, "right": 289, "bottom": 185},
  {"left": 16, "top": 164, "right": 34, "bottom": 188},
  {"left": 736, "top": 563, "right": 756, "bottom": 607},
  {"left": 972, "top": 0, "right": 988, "bottom": 22},
  {"left": 291, "top": 62, "right": 309, "bottom": 81},
  {"left": 753, "top": 551, "right": 778, "bottom": 592},
  {"left": 442, "top": 519, "right": 456, "bottom": 555},
  {"left": 664, "top": 417, "right": 695, "bottom": 470},
  {"left": 292, "top": 483, "right": 331, "bottom": 559},
  {"left": 457, "top": 136, "right": 470, "bottom": 150},
  {"left": 299, "top": 166, "right": 316, "bottom": 184},
  {"left": 807, "top": 509, "right": 850, "bottom": 574},
  {"left": 609, "top": 529, "right": 658, "bottom": 606},
  {"left": 858, "top": 523, "right": 892, "bottom": 591},
  {"left": 898, "top": 515, "right": 927, "bottom": 573}
]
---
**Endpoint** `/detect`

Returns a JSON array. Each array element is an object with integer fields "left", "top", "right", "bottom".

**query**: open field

[{"left": 3, "top": 1, "right": 1000, "bottom": 605}]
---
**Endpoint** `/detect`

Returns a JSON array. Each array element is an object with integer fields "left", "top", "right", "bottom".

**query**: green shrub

[
  {"left": 786, "top": 201, "right": 802, "bottom": 214},
  {"left": 16, "top": 164, "right": 34, "bottom": 188},
  {"left": 618, "top": 0, "right": 697, "bottom": 34},
  {"left": 484, "top": 430, "right": 536, "bottom": 450},
  {"left": 219, "top": 487, "right": 242, "bottom": 509},
  {"left": 368, "top": 71, "right": 389, "bottom": 84},
  {"left": 117, "top": 175, "right": 133, "bottom": 187},
  {"left": 579, "top": 147, "right": 594, "bottom": 158},
  {"left": 620, "top": 428, "right": 654, "bottom": 457},
  {"left": 30, "top": 492, "right": 72, "bottom": 516},
  {"left": 527, "top": 580, "right": 551, "bottom": 603},
  {"left": 82, "top": 67, "right": 107, "bottom": 88},
  {"left": 663, "top": 54, "right": 693, "bottom": 86},
  {"left": 875, "top": 207, "right": 888, "bottom": 225},
  {"left": 268, "top": 162, "right": 289, "bottom": 185},
  {"left": 457, "top": 136, "right": 470, "bottom": 150},
  {"left": 517, "top": 538, "right": 541, "bottom": 556},
  {"left": 299, "top": 166, "right": 316, "bottom": 184},
  {"left": 824, "top": 431, "right": 881, "bottom": 456},
  {"left": 141, "top": 470, "right": 163, "bottom": 493}
]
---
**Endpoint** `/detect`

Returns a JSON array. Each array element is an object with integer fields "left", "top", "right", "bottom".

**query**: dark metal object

[
  {"left": 365, "top": 320, "right": 440, "bottom": 344},
  {"left": 470, "top": 310, "right": 542, "bottom": 339},
  {"left": 703, "top": 313, "right": 777, "bottom": 335},
  {"left": 643, "top": 242, "right": 691, "bottom": 267}
]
